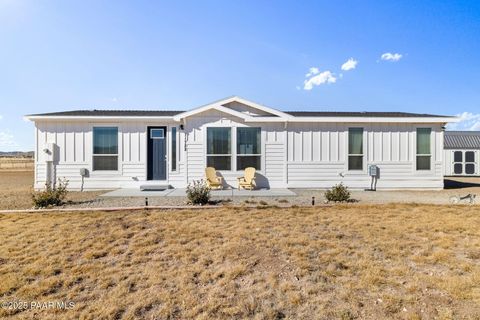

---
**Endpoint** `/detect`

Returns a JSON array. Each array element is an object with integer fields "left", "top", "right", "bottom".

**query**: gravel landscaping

[{"left": 2, "top": 171, "right": 479, "bottom": 210}]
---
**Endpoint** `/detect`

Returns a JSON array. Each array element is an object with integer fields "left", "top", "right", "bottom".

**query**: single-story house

[
  {"left": 25, "top": 96, "right": 458, "bottom": 190},
  {"left": 444, "top": 131, "right": 480, "bottom": 176}
]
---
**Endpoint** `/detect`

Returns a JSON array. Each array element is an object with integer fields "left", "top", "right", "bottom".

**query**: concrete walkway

[{"left": 100, "top": 188, "right": 296, "bottom": 198}]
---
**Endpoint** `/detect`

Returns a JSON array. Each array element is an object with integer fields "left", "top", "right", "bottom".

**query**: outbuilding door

[{"left": 147, "top": 127, "right": 167, "bottom": 180}]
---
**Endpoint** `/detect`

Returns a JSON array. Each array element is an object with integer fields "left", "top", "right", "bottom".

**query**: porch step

[{"left": 140, "top": 184, "right": 172, "bottom": 191}]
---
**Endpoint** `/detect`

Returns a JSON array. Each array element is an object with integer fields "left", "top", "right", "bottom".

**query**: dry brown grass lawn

[
  {"left": 0, "top": 171, "right": 101, "bottom": 210},
  {"left": 1, "top": 205, "right": 480, "bottom": 319}
]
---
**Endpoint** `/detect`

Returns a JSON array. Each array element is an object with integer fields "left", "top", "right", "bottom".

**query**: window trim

[
  {"left": 206, "top": 127, "right": 233, "bottom": 171},
  {"left": 415, "top": 128, "right": 432, "bottom": 171},
  {"left": 92, "top": 126, "right": 120, "bottom": 173},
  {"left": 236, "top": 127, "right": 262, "bottom": 171},
  {"left": 452, "top": 150, "right": 477, "bottom": 175},
  {"left": 205, "top": 126, "right": 263, "bottom": 172},
  {"left": 347, "top": 127, "right": 364, "bottom": 172},
  {"left": 150, "top": 128, "right": 165, "bottom": 139}
]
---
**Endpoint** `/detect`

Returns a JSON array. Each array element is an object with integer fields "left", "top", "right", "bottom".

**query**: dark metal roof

[
  {"left": 285, "top": 111, "right": 449, "bottom": 117},
  {"left": 444, "top": 131, "right": 480, "bottom": 149},
  {"left": 26, "top": 110, "right": 183, "bottom": 117},
  {"left": 28, "top": 109, "right": 451, "bottom": 118}
]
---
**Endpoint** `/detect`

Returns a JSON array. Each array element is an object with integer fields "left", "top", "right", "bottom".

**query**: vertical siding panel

[
  {"left": 338, "top": 129, "right": 345, "bottom": 162},
  {"left": 302, "top": 129, "right": 311, "bottom": 162},
  {"left": 391, "top": 130, "right": 400, "bottom": 162},
  {"left": 321, "top": 131, "right": 329, "bottom": 162},
  {"left": 55, "top": 123, "right": 65, "bottom": 163},
  {"left": 131, "top": 126, "right": 139, "bottom": 163},
  {"left": 84, "top": 129, "right": 91, "bottom": 163},
  {"left": 287, "top": 131, "right": 294, "bottom": 162},
  {"left": 294, "top": 129, "right": 302, "bottom": 162},
  {"left": 400, "top": 125, "right": 408, "bottom": 161},
  {"left": 331, "top": 130, "right": 338, "bottom": 162},
  {"left": 373, "top": 129, "right": 382, "bottom": 162},
  {"left": 312, "top": 130, "right": 320, "bottom": 161},
  {"left": 138, "top": 123, "right": 143, "bottom": 163},
  {"left": 382, "top": 130, "right": 390, "bottom": 162},
  {"left": 435, "top": 129, "right": 442, "bottom": 161},
  {"left": 65, "top": 123, "right": 75, "bottom": 163},
  {"left": 368, "top": 129, "right": 374, "bottom": 162}
]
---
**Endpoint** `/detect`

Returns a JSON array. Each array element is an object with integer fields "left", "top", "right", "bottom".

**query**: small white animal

[{"left": 450, "top": 194, "right": 476, "bottom": 204}]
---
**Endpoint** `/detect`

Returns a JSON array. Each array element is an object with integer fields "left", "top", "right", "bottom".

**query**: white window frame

[
  {"left": 206, "top": 127, "right": 233, "bottom": 171},
  {"left": 204, "top": 125, "right": 263, "bottom": 173},
  {"left": 453, "top": 150, "right": 463, "bottom": 175},
  {"left": 236, "top": 127, "right": 262, "bottom": 171},
  {"left": 415, "top": 128, "right": 432, "bottom": 171},
  {"left": 92, "top": 126, "right": 120, "bottom": 173},
  {"left": 347, "top": 127, "right": 365, "bottom": 172},
  {"left": 465, "top": 151, "right": 476, "bottom": 175},
  {"left": 150, "top": 128, "right": 165, "bottom": 139}
]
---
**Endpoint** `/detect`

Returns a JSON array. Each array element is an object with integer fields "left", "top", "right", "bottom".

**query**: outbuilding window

[
  {"left": 93, "top": 127, "right": 118, "bottom": 171},
  {"left": 206, "top": 127, "right": 231, "bottom": 170},
  {"left": 348, "top": 128, "right": 364, "bottom": 170},
  {"left": 237, "top": 127, "right": 261, "bottom": 170},
  {"left": 416, "top": 128, "right": 431, "bottom": 171}
]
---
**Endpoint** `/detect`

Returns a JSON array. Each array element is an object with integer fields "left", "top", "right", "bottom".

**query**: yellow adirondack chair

[
  {"left": 205, "top": 167, "right": 223, "bottom": 190},
  {"left": 237, "top": 167, "right": 256, "bottom": 190}
]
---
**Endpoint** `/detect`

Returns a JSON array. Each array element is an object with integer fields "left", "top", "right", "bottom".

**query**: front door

[{"left": 147, "top": 126, "right": 167, "bottom": 180}]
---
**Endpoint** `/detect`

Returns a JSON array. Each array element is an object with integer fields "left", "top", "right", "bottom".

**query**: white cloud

[
  {"left": 381, "top": 52, "right": 403, "bottom": 62},
  {"left": 303, "top": 70, "right": 337, "bottom": 90},
  {"left": 341, "top": 58, "right": 358, "bottom": 71},
  {"left": 447, "top": 112, "right": 480, "bottom": 131},
  {"left": 0, "top": 131, "right": 19, "bottom": 149},
  {"left": 111, "top": 97, "right": 118, "bottom": 102},
  {"left": 305, "top": 67, "right": 319, "bottom": 77},
  {"left": 0, "top": 115, "right": 3, "bottom": 120}
]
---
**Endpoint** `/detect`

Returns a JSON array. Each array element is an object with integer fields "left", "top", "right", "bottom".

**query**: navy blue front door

[{"left": 147, "top": 127, "right": 167, "bottom": 180}]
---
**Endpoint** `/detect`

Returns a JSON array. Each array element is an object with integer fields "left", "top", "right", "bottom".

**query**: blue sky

[{"left": 1, "top": 0, "right": 480, "bottom": 151}]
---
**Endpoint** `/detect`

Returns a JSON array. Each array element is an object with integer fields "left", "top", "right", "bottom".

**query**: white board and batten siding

[
  {"left": 182, "top": 110, "right": 286, "bottom": 188},
  {"left": 34, "top": 120, "right": 183, "bottom": 190},
  {"left": 286, "top": 123, "right": 444, "bottom": 189},
  {"left": 32, "top": 106, "right": 447, "bottom": 190}
]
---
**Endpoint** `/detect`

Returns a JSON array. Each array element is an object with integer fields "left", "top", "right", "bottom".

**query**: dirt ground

[
  {"left": 1, "top": 205, "right": 479, "bottom": 319},
  {"left": 1, "top": 171, "right": 479, "bottom": 210},
  {"left": 0, "top": 171, "right": 102, "bottom": 210}
]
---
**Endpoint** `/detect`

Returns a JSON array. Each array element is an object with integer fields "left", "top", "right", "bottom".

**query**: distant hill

[{"left": 0, "top": 151, "right": 34, "bottom": 158}]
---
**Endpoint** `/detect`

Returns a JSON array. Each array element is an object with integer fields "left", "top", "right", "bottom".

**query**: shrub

[
  {"left": 324, "top": 183, "right": 351, "bottom": 202},
  {"left": 186, "top": 180, "right": 211, "bottom": 205},
  {"left": 32, "top": 178, "right": 69, "bottom": 208}
]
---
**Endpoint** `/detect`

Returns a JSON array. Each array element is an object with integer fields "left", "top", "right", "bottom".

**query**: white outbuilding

[{"left": 444, "top": 131, "right": 480, "bottom": 176}]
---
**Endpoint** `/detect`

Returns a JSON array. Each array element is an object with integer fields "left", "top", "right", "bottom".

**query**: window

[
  {"left": 237, "top": 127, "right": 261, "bottom": 170},
  {"left": 454, "top": 163, "right": 463, "bottom": 174},
  {"left": 171, "top": 127, "right": 177, "bottom": 171},
  {"left": 206, "top": 127, "right": 231, "bottom": 170},
  {"left": 466, "top": 164, "right": 475, "bottom": 175},
  {"left": 465, "top": 151, "right": 475, "bottom": 175},
  {"left": 416, "top": 128, "right": 431, "bottom": 170},
  {"left": 454, "top": 151, "right": 463, "bottom": 163},
  {"left": 348, "top": 128, "right": 363, "bottom": 170},
  {"left": 465, "top": 151, "right": 475, "bottom": 163},
  {"left": 93, "top": 127, "right": 118, "bottom": 171},
  {"left": 150, "top": 128, "right": 164, "bottom": 139}
]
